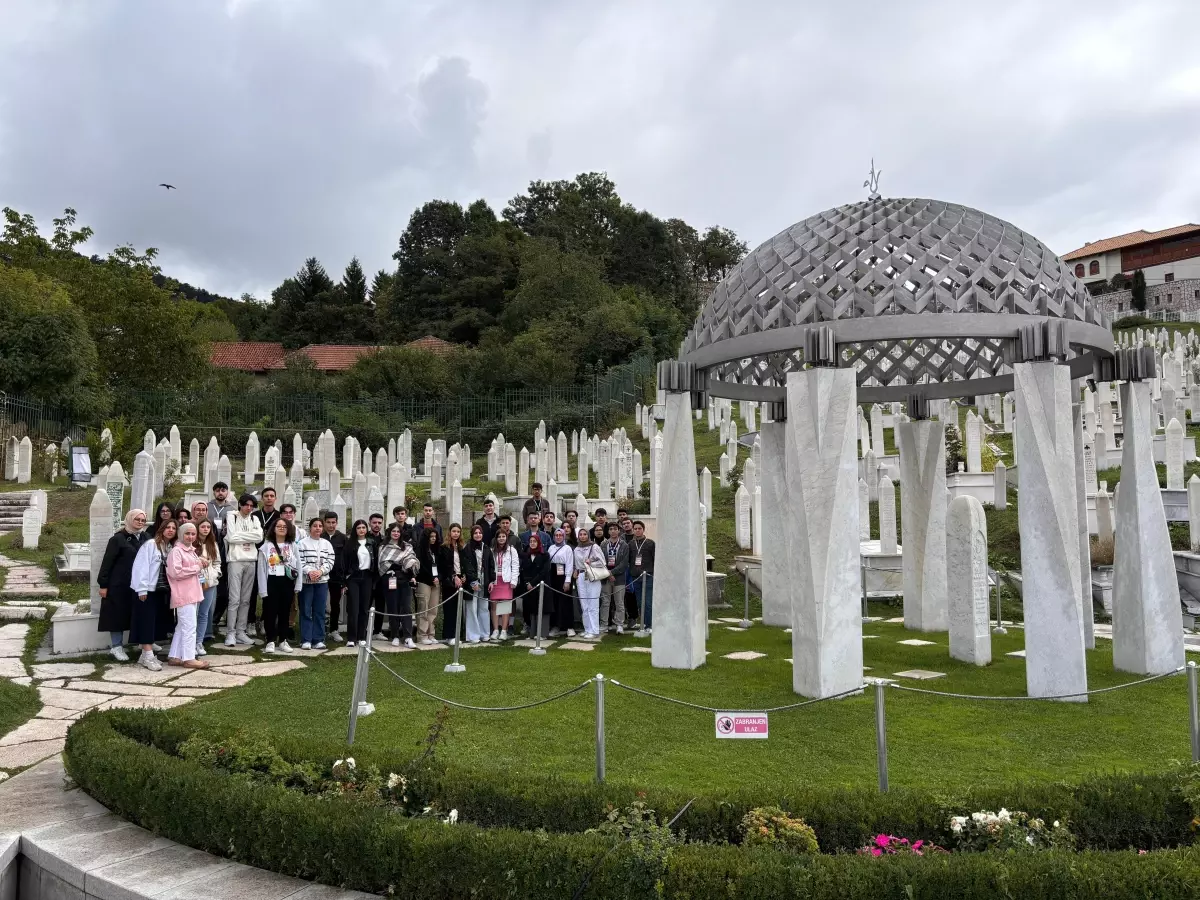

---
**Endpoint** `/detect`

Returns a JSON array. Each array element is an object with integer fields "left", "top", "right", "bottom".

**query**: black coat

[
  {"left": 416, "top": 540, "right": 444, "bottom": 586},
  {"left": 436, "top": 543, "right": 478, "bottom": 593},
  {"left": 518, "top": 550, "right": 550, "bottom": 595},
  {"left": 96, "top": 529, "right": 147, "bottom": 632}
]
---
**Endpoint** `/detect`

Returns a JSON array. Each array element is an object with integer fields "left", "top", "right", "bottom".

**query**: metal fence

[{"left": 0, "top": 392, "right": 87, "bottom": 446}]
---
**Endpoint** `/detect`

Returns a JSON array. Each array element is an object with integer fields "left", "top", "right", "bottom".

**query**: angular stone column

[
  {"left": 784, "top": 366, "right": 863, "bottom": 698},
  {"left": 1072, "top": 401, "right": 1095, "bottom": 650},
  {"left": 1112, "top": 379, "right": 1185, "bottom": 675},
  {"left": 651, "top": 362, "right": 707, "bottom": 670},
  {"left": 947, "top": 495, "right": 990, "bottom": 665},
  {"left": 1014, "top": 361, "right": 1087, "bottom": 700},
  {"left": 759, "top": 417, "right": 790, "bottom": 627},
  {"left": 896, "top": 419, "right": 947, "bottom": 631}
]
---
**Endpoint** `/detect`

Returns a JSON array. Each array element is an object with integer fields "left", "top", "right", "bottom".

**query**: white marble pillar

[
  {"left": 1073, "top": 402, "right": 1095, "bottom": 650},
  {"left": 651, "top": 389, "right": 707, "bottom": 671},
  {"left": 1014, "top": 361, "right": 1088, "bottom": 700},
  {"left": 759, "top": 420, "right": 789, "bottom": 627},
  {"left": 89, "top": 488, "right": 114, "bottom": 605},
  {"left": 784, "top": 367, "right": 863, "bottom": 699},
  {"left": 878, "top": 475, "right": 897, "bottom": 554},
  {"left": 897, "top": 419, "right": 947, "bottom": 632},
  {"left": 947, "top": 495, "right": 990, "bottom": 665},
  {"left": 1190, "top": 474, "right": 1200, "bottom": 551},
  {"left": 1112, "top": 379, "right": 1185, "bottom": 675}
]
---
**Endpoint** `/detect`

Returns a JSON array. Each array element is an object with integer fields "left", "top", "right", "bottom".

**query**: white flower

[
  {"left": 1053, "top": 821, "right": 1060, "bottom": 829},
  {"left": 334, "top": 758, "right": 343, "bottom": 768},
  {"left": 1026, "top": 834, "right": 1035, "bottom": 846},
  {"left": 972, "top": 812, "right": 987, "bottom": 823},
  {"left": 997, "top": 808, "right": 1012, "bottom": 824},
  {"left": 345, "top": 757, "right": 356, "bottom": 770},
  {"left": 949, "top": 816, "right": 966, "bottom": 834},
  {"left": 444, "top": 809, "right": 458, "bottom": 825},
  {"left": 387, "top": 773, "right": 406, "bottom": 790}
]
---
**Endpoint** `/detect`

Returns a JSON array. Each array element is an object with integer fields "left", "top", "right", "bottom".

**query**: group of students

[{"left": 95, "top": 480, "right": 656, "bottom": 672}]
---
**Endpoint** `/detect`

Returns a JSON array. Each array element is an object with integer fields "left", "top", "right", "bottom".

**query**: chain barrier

[
  {"left": 883, "top": 666, "right": 1185, "bottom": 702},
  {"left": 609, "top": 678, "right": 866, "bottom": 714}
]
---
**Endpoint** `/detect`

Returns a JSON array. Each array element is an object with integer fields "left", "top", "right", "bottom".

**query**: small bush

[
  {"left": 741, "top": 807, "right": 819, "bottom": 854},
  {"left": 949, "top": 808, "right": 1075, "bottom": 853},
  {"left": 1091, "top": 536, "right": 1115, "bottom": 566}
]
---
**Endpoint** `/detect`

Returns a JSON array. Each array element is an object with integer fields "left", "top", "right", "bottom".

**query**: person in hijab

[
  {"left": 130, "top": 518, "right": 177, "bottom": 671},
  {"left": 518, "top": 533, "right": 550, "bottom": 639},
  {"left": 97, "top": 509, "right": 149, "bottom": 661},
  {"left": 165, "top": 522, "right": 209, "bottom": 668}
]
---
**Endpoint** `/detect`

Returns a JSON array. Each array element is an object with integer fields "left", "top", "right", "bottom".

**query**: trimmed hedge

[
  {"left": 64, "top": 711, "right": 1200, "bottom": 899},
  {"left": 101, "top": 710, "right": 1194, "bottom": 853}
]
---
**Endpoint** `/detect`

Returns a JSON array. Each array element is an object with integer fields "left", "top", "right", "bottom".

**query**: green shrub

[
  {"left": 741, "top": 806, "right": 819, "bottom": 853},
  {"left": 64, "top": 710, "right": 1200, "bottom": 899}
]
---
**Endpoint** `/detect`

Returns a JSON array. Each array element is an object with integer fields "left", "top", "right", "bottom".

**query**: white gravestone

[
  {"left": 169, "top": 425, "right": 182, "bottom": 469},
  {"left": 734, "top": 484, "right": 751, "bottom": 549},
  {"left": 366, "top": 485, "right": 385, "bottom": 520},
  {"left": 105, "top": 462, "right": 126, "bottom": 529},
  {"left": 17, "top": 436, "right": 32, "bottom": 484},
  {"left": 217, "top": 455, "right": 232, "bottom": 492},
  {"left": 447, "top": 479, "right": 463, "bottom": 529},
  {"left": 965, "top": 411, "right": 982, "bottom": 473},
  {"left": 897, "top": 420, "right": 948, "bottom": 631},
  {"left": 1165, "top": 418, "right": 1185, "bottom": 490},
  {"left": 4, "top": 436, "right": 16, "bottom": 480},
  {"left": 131, "top": 451, "right": 155, "bottom": 517},
  {"left": 244, "top": 432, "right": 260, "bottom": 485},
  {"left": 1083, "top": 441, "right": 1098, "bottom": 495},
  {"left": 878, "top": 475, "right": 897, "bottom": 554},
  {"left": 947, "top": 495, "right": 991, "bottom": 666},
  {"left": 858, "top": 479, "right": 870, "bottom": 540},
  {"left": 870, "top": 405, "right": 885, "bottom": 458},
  {"left": 22, "top": 505, "right": 43, "bottom": 550},
  {"left": 517, "top": 447, "right": 529, "bottom": 497},
  {"left": 1189, "top": 474, "right": 1200, "bottom": 551},
  {"left": 993, "top": 461, "right": 1007, "bottom": 511},
  {"left": 188, "top": 438, "right": 200, "bottom": 477},
  {"left": 700, "top": 467, "right": 713, "bottom": 520},
  {"left": 718, "top": 452, "right": 730, "bottom": 487},
  {"left": 89, "top": 488, "right": 114, "bottom": 604}
]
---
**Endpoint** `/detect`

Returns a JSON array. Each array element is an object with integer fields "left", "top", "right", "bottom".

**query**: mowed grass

[{"left": 173, "top": 611, "right": 1195, "bottom": 795}]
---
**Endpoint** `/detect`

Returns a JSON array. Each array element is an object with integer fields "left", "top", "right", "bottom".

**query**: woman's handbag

[{"left": 584, "top": 562, "right": 611, "bottom": 582}]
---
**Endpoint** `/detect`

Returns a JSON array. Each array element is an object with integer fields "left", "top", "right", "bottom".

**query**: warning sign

[{"left": 714, "top": 712, "right": 769, "bottom": 739}]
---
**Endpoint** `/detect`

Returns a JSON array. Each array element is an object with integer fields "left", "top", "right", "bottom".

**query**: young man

[
  {"left": 417, "top": 503, "right": 443, "bottom": 543},
  {"left": 224, "top": 494, "right": 264, "bottom": 646},
  {"left": 209, "top": 482, "right": 233, "bottom": 536},
  {"left": 590, "top": 508, "right": 609, "bottom": 545},
  {"left": 476, "top": 498, "right": 500, "bottom": 546},
  {"left": 620, "top": 517, "right": 635, "bottom": 542},
  {"left": 250, "top": 487, "right": 280, "bottom": 634},
  {"left": 368, "top": 513, "right": 386, "bottom": 635},
  {"left": 541, "top": 510, "right": 557, "bottom": 536},
  {"left": 322, "top": 511, "right": 347, "bottom": 640},
  {"left": 600, "top": 522, "right": 630, "bottom": 633},
  {"left": 627, "top": 520, "right": 655, "bottom": 632},
  {"left": 392, "top": 506, "right": 414, "bottom": 544},
  {"left": 519, "top": 512, "right": 551, "bottom": 552},
  {"left": 280, "top": 503, "right": 297, "bottom": 524},
  {"left": 368, "top": 513, "right": 385, "bottom": 543},
  {"left": 495, "top": 513, "right": 513, "bottom": 544},
  {"left": 521, "top": 483, "right": 552, "bottom": 525}
]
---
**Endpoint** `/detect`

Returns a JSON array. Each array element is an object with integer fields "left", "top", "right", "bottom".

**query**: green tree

[
  {"left": 341, "top": 256, "right": 368, "bottom": 306},
  {"left": 697, "top": 225, "right": 748, "bottom": 281},
  {"left": 1131, "top": 269, "right": 1147, "bottom": 311},
  {"left": 502, "top": 172, "right": 622, "bottom": 261},
  {"left": 0, "top": 264, "right": 107, "bottom": 418},
  {"left": 339, "top": 346, "right": 464, "bottom": 401}
]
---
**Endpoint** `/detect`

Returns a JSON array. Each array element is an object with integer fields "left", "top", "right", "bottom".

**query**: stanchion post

[
  {"left": 346, "top": 626, "right": 367, "bottom": 745},
  {"left": 595, "top": 673, "right": 606, "bottom": 783},
  {"left": 445, "top": 588, "right": 466, "bottom": 673},
  {"left": 531, "top": 583, "right": 547, "bottom": 656},
  {"left": 992, "top": 569, "right": 1007, "bottom": 635},
  {"left": 861, "top": 561, "right": 869, "bottom": 620},
  {"left": 739, "top": 566, "right": 752, "bottom": 629},
  {"left": 633, "top": 573, "right": 648, "bottom": 638},
  {"left": 874, "top": 679, "right": 889, "bottom": 793},
  {"left": 348, "top": 608, "right": 376, "bottom": 744},
  {"left": 1188, "top": 661, "right": 1199, "bottom": 763}
]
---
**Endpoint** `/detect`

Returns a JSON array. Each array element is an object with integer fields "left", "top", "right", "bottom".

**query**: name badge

[
  {"left": 388, "top": 576, "right": 398, "bottom": 590},
  {"left": 635, "top": 555, "right": 642, "bottom": 566},
  {"left": 431, "top": 565, "right": 439, "bottom": 577},
  {"left": 556, "top": 564, "right": 565, "bottom": 576}
]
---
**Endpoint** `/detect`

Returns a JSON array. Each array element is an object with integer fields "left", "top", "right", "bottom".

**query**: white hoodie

[{"left": 225, "top": 510, "right": 263, "bottom": 563}]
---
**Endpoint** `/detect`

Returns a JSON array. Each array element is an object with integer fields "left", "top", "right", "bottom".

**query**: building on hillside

[
  {"left": 1062, "top": 224, "right": 1200, "bottom": 321},
  {"left": 207, "top": 336, "right": 454, "bottom": 379}
]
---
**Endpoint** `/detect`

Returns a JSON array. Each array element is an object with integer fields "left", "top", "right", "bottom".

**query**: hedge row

[
  {"left": 106, "top": 710, "right": 1194, "bottom": 853},
  {"left": 63, "top": 711, "right": 1200, "bottom": 900}
]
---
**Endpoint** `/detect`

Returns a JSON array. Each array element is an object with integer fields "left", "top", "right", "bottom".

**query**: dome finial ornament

[{"left": 863, "top": 158, "right": 881, "bottom": 200}]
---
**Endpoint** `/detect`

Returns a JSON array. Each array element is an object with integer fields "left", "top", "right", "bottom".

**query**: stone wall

[{"left": 1094, "top": 278, "right": 1200, "bottom": 318}]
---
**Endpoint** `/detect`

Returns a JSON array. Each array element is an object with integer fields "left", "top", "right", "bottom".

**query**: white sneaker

[
  {"left": 346, "top": 640, "right": 356, "bottom": 648},
  {"left": 301, "top": 642, "right": 312, "bottom": 650},
  {"left": 195, "top": 643, "right": 207, "bottom": 657},
  {"left": 151, "top": 643, "right": 163, "bottom": 652},
  {"left": 567, "top": 629, "right": 576, "bottom": 637},
  {"left": 548, "top": 628, "right": 562, "bottom": 638},
  {"left": 110, "top": 645, "right": 130, "bottom": 662},
  {"left": 616, "top": 625, "right": 624, "bottom": 635},
  {"left": 314, "top": 642, "right": 326, "bottom": 650},
  {"left": 139, "top": 650, "right": 162, "bottom": 672},
  {"left": 405, "top": 638, "right": 415, "bottom": 648},
  {"left": 499, "top": 629, "right": 508, "bottom": 641},
  {"left": 264, "top": 642, "right": 277, "bottom": 654},
  {"left": 422, "top": 638, "right": 435, "bottom": 645},
  {"left": 278, "top": 641, "right": 294, "bottom": 653},
  {"left": 391, "top": 638, "right": 400, "bottom": 647},
  {"left": 235, "top": 631, "right": 254, "bottom": 645},
  {"left": 490, "top": 630, "right": 499, "bottom": 641},
  {"left": 225, "top": 635, "right": 237, "bottom": 647},
  {"left": 332, "top": 631, "right": 344, "bottom": 642}
]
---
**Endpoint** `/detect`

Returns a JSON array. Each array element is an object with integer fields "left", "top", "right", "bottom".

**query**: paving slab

[
  {"left": 513, "top": 639, "right": 559, "bottom": 649},
  {"left": 724, "top": 626, "right": 748, "bottom": 632},
  {"left": 897, "top": 639, "right": 937, "bottom": 646},
  {"left": 0, "top": 738, "right": 65, "bottom": 768},
  {"left": 0, "top": 717, "right": 71, "bottom": 746},
  {"left": 96, "top": 695, "right": 194, "bottom": 711},
  {"left": 892, "top": 669, "right": 946, "bottom": 680},
  {"left": 1005, "top": 649, "right": 1027, "bottom": 658},
  {"left": 458, "top": 641, "right": 497, "bottom": 648},
  {"left": 323, "top": 646, "right": 359, "bottom": 657},
  {"left": 723, "top": 650, "right": 767, "bottom": 661},
  {"left": 0, "top": 623, "right": 30, "bottom": 639},
  {"left": 414, "top": 641, "right": 448, "bottom": 651},
  {"left": 195, "top": 652, "right": 255, "bottom": 665},
  {"left": 0, "top": 657, "right": 26, "bottom": 678},
  {"left": 22, "top": 816, "right": 176, "bottom": 891},
  {"left": 559, "top": 641, "right": 595, "bottom": 651},
  {"left": 212, "top": 660, "right": 305, "bottom": 678},
  {"left": 63, "top": 679, "right": 176, "bottom": 697},
  {"left": 621, "top": 646, "right": 652, "bottom": 653},
  {"left": 716, "top": 617, "right": 744, "bottom": 624},
  {"left": 36, "top": 679, "right": 66, "bottom": 689},
  {"left": 11, "top": 675, "right": 31, "bottom": 686},
  {"left": 885, "top": 617, "right": 906, "bottom": 624},
  {"left": 0, "top": 640, "right": 25, "bottom": 657},
  {"left": 87, "top": 844, "right": 236, "bottom": 900},
  {"left": 0, "top": 757, "right": 109, "bottom": 832},
  {"left": 170, "top": 670, "right": 250, "bottom": 689},
  {"left": 0, "top": 605, "right": 46, "bottom": 620},
  {"left": 31, "top": 662, "right": 96, "bottom": 680},
  {"left": 101, "top": 664, "right": 188, "bottom": 685},
  {"left": 38, "top": 685, "right": 117, "bottom": 711},
  {"left": 169, "top": 687, "right": 221, "bottom": 697}
]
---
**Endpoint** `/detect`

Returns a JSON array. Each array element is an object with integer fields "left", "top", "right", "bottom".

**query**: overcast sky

[{"left": 2, "top": 0, "right": 1199, "bottom": 300}]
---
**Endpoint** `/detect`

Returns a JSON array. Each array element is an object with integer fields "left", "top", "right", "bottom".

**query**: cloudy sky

[{"left": 2, "top": 0, "right": 1199, "bottom": 299}]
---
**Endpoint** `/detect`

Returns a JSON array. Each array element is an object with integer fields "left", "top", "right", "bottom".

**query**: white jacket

[
  {"left": 294, "top": 535, "right": 336, "bottom": 588},
  {"left": 547, "top": 542, "right": 575, "bottom": 582},
  {"left": 492, "top": 546, "right": 520, "bottom": 587},
  {"left": 131, "top": 540, "right": 170, "bottom": 596},
  {"left": 256, "top": 540, "right": 298, "bottom": 598},
  {"left": 225, "top": 510, "right": 263, "bottom": 563}
]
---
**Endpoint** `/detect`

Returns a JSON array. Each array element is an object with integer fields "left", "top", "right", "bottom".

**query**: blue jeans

[
  {"left": 630, "top": 574, "right": 654, "bottom": 628},
  {"left": 300, "top": 582, "right": 329, "bottom": 645},
  {"left": 197, "top": 586, "right": 217, "bottom": 641}
]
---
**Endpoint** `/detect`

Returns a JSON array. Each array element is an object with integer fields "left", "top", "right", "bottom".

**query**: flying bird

[{"left": 159, "top": 183, "right": 176, "bottom": 190}]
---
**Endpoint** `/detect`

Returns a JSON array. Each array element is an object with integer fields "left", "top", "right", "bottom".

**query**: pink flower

[
  {"left": 1139, "top": 850, "right": 1148, "bottom": 856},
  {"left": 875, "top": 834, "right": 891, "bottom": 848},
  {"left": 871, "top": 848, "right": 882, "bottom": 857}
]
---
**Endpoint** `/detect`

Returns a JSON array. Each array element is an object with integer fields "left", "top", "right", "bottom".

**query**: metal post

[
  {"left": 739, "top": 565, "right": 752, "bottom": 629},
  {"left": 992, "top": 569, "right": 1007, "bottom": 635},
  {"left": 874, "top": 679, "right": 889, "bottom": 793},
  {"left": 633, "top": 573, "right": 648, "bottom": 638},
  {"left": 346, "top": 630, "right": 367, "bottom": 745},
  {"left": 595, "top": 673, "right": 606, "bottom": 783},
  {"left": 445, "top": 588, "right": 466, "bottom": 673},
  {"left": 348, "top": 607, "right": 376, "bottom": 743},
  {"left": 1189, "top": 661, "right": 1200, "bottom": 763},
  {"left": 861, "top": 562, "right": 869, "bottom": 620},
  {"left": 531, "top": 583, "right": 547, "bottom": 655}
]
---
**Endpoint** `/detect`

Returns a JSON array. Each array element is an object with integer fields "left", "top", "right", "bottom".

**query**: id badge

[
  {"left": 635, "top": 555, "right": 642, "bottom": 567},
  {"left": 431, "top": 565, "right": 439, "bottom": 578},
  {"left": 556, "top": 564, "right": 565, "bottom": 576},
  {"left": 388, "top": 576, "right": 398, "bottom": 590}
]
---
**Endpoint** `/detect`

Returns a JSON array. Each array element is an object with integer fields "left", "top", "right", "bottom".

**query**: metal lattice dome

[{"left": 681, "top": 197, "right": 1114, "bottom": 403}]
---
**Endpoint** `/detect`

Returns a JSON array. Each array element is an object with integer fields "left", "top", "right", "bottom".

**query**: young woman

[
  {"left": 257, "top": 517, "right": 297, "bottom": 654},
  {"left": 574, "top": 527, "right": 606, "bottom": 639},
  {"left": 97, "top": 509, "right": 149, "bottom": 661},
  {"left": 295, "top": 517, "right": 335, "bottom": 650},
  {"left": 130, "top": 519, "right": 177, "bottom": 671},
  {"left": 546, "top": 528, "right": 576, "bottom": 638},
  {"left": 377, "top": 523, "right": 419, "bottom": 647},
  {"left": 414, "top": 528, "right": 443, "bottom": 645},
  {"left": 464, "top": 525, "right": 490, "bottom": 644},
  {"left": 436, "top": 524, "right": 477, "bottom": 645},
  {"left": 194, "top": 519, "right": 222, "bottom": 655},
  {"left": 165, "top": 522, "right": 209, "bottom": 669},
  {"left": 483, "top": 530, "right": 520, "bottom": 640},
  {"left": 151, "top": 502, "right": 175, "bottom": 533},
  {"left": 341, "top": 520, "right": 376, "bottom": 647},
  {"left": 518, "top": 533, "right": 550, "bottom": 639},
  {"left": 175, "top": 506, "right": 191, "bottom": 523}
]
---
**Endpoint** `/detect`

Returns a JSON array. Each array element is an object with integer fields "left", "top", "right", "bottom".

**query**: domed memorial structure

[{"left": 652, "top": 195, "right": 1169, "bottom": 702}]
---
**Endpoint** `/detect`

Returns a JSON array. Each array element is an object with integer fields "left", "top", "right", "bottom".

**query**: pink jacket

[{"left": 166, "top": 545, "right": 203, "bottom": 609}]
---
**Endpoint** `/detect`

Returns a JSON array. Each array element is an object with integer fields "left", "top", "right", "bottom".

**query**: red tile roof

[
  {"left": 1062, "top": 224, "right": 1200, "bottom": 261},
  {"left": 209, "top": 342, "right": 286, "bottom": 372},
  {"left": 295, "top": 345, "right": 381, "bottom": 371},
  {"left": 405, "top": 335, "right": 456, "bottom": 357}
]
